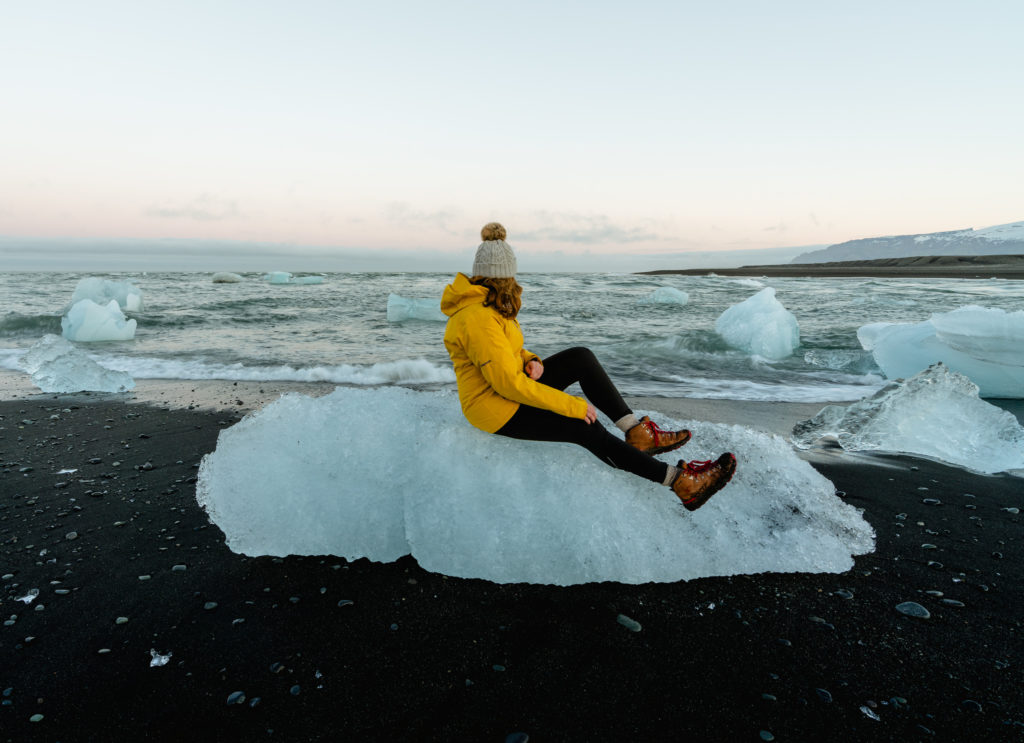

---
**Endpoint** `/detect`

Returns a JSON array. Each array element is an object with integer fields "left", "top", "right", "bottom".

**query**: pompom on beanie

[{"left": 472, "top": 222, "right": 517, "bottom": 278}]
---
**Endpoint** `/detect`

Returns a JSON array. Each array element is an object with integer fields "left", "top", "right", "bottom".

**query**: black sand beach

[
  {"left": 2, "top": 382, "right": 1022, "bottom": 742},
  {"left": 639, "top": 254, "right": 1024, "bottom": 280}
]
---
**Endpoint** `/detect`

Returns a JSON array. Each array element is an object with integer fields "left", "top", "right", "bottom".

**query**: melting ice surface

[
  {"left": 71, "top": 277, "right": 143, "bottom": 312},
  {"left": 715, "top": 287, "right": 800, "bottom": 360},
  {"left": 386, "top": 293, "right": 447, "bottom": 322},
  {"left": 858, "top": 305, "right": 1024, "bottom": 398},
  {"left": 21, "top": 335, "right": 134, "bottom": 393},
  {"left": 61, "top": 299, "right": 137, "bottom": 342},
  {"left": 197, "top": 387, "right": 875, "bottom": 585},
  {"left": 793, "top": 364, "right": 1024, "bottom": 475},
  {"left": 636, "top": 287, "right": 689, "bottom": 305},
  {"left": 211, "top": 272, "right": 244, "bottom": 283}
]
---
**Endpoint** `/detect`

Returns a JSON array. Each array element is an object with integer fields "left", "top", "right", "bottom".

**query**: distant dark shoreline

[{"left": 639, "top": 254, "right": 1024, "bottom": 279}]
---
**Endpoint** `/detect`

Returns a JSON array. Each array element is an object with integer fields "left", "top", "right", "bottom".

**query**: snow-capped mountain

[{"left": 791, "top": 221, "right": 1024, "bottom": 264}]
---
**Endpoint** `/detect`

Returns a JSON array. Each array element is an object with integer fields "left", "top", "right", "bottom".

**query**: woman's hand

[
  {"left": 525, "top": 359, "right": 544, "bottom": 380},
  {"left": 584, "top": 402, "right": 597, "bottom": 424}
]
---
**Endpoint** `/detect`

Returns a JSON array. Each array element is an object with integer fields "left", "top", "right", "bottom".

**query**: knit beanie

[{"left": 471, "top": 222, "right": 517, "bottom": 278}]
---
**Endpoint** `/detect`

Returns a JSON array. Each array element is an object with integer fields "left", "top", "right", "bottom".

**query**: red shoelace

[{"left": 683, "top": 459, "right": 714, "bottom": 474}]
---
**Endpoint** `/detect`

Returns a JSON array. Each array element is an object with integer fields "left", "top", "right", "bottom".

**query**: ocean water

[{"left": 2, "top": 271, "right": 1022, "bottom": 402}]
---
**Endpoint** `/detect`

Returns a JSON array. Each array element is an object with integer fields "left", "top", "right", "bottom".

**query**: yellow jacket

[{"left": 441, "top": 273, "right": 588, "bottom": 432}]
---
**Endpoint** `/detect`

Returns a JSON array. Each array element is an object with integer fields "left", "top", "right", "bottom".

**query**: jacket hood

[{"left": 441, "top": 272, "right": 488, "bottom": 317}]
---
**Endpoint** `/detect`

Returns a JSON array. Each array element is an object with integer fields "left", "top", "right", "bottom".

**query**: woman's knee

[{"left": 565, "top": 346, "right": 597, "bottom": 364}]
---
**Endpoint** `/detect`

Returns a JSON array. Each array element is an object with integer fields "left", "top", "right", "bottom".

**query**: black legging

[{"left": 495, "top": 347, "right": 670, "bottom": 484}]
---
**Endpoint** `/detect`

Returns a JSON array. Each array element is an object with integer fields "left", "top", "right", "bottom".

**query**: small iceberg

[
  {"left": 859, "top": 305, "right": 1024, "bottom": 398},
  {"left": 71, "top": 277, "right": 143, "bottom": 312},
  {"left": 263, "top": 272, "right": 325, "bottom": 285},
  {"left": 21, "top": 334, "right": 134, "bottom": 393},
  {"left": 792, "top": 363, "right": 1024, "bottom": 475},
  {"left": 61, "top": 299, "right": 137, "bottom": 342},
  {"left": 715, "top": 287, "right": 800, "bottom": 360},
  {"left": 212, "top": 272, "right": 244, "bottom": 283},
  {"left": 386, "top": 293, "right": 447, "bottom": 322},
  {"left": 636, "top": 287, "right": 689, "bottom": 305}
]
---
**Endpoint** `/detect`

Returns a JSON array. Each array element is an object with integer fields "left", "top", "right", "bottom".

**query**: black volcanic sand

[
  {"left": 2, "top": 398, "right": 1022, "bottom": 742},
  {"left": 639, "top": 254, "right": 1024, "bottom": 279}
]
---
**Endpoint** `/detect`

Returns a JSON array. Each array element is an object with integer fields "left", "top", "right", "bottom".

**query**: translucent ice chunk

[
  {"left": 197, "top": 387, "right": 875, "bottom": 585},
  {"left": 264, "top": 272, "right": 293, "bottom": 284},
  {"left": 637, "top": 287, "right": 689, "bottom": 305},
  {"left": 290, "top": 275, "right": 325, "bottom": 285},
  {"left": 386, "top": 293, "right": 447, "bottom": 322},
  {"left": 792, "top": 363, "right": 1024, "bottom": 475},
  {"left": 21, "top": 335, "right": 135, "bottom": 393},
  {"left": 16, "top": 589, "right": 40, "bottom": 604},
  {"left": 858, "top": 305, "right": 1024, "bottom": 398},
  {"left": 149, "top": 649, "right": 172, "bottom": 667},
  {"left": 715, "top": 287, "right": 800, "bottom": 360},
  {"left": 61, "top": 299, "right": 137, "bottom": 342},
  {"left": 71, "top": 277, "right": 143, "bottom": 312}
]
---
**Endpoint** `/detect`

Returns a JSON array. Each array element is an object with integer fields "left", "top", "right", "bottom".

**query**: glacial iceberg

[
  {"left": 197, "top": 387, "right": 875, "bottom": 585},
  {"left": 71, "top": 277, "right": 143, "bottom": 312},
  {"left": 715, "top": 287, "right": 800, "bottom": 360},
  {"left": 212, "top": 272, "right": 244, "bottom": 283},
  {"left": 792, "top": 364, "right": 1024, "bottom": 475},
  {"left": 61, "top": 299, "right": 137, "bottom": 342},
  {"left": 637, "top": 287, "right": 689, "bottom": 305},
  {"left": 262, "top": 272, "right": 324, "bottom": 285},
  {"left": 21, "top": 334, "right": 134, "bottom": 393},
  {"left": 386, "top": 293, "right": 447, "bottom": 322},
  {"left": 858, "top": 305, "right": 1024, "bottom": 398}
]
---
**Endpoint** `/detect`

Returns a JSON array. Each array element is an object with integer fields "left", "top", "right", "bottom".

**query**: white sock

[
  {"left": 662, "top": 465, "right": 679, "bottom": 487},
  {"left": 615, "top": 413, "right": 640, "bottom": 433}
]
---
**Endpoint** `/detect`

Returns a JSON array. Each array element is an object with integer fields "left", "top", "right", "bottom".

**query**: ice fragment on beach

[
  {"left": 386, "top": 293, "right": 447, "bottom": 322},
  {"left": 70, "top": 277, "right": 143, "bottom": 312},
  {"left": 715, "top": 287, "right": 799, "bottom": 360},
  {"left": 860, "top": 706, "right": 881, "bottom": 721},
  {"left": 211, "top": 272, "right": 244, "bottom": 283},
  {"left": 61, "top": 299, "right": 137, "bottom": 341},
  {"left": 149, "top": 649, "right": 172, "bottom": 667},
  {"left": 636, "top": 287, "right": 688, "bottom": 305},
  {"left": 792, "top": 364, "right": 1024, "bottom": 475},
  {"left": 20, "top": 335, "right": 134, "bottom": 393},
  {"left": 196, "top": 387, "right": 875, "bottom": 585},
  {"left": 16, "top": 589, "right": 39, "bottom": 604},
  {"left": 858, "top": 305, "right": 1024, "bottom": 398}
]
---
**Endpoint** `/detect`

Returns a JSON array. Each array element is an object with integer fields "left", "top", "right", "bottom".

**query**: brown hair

[{"left": 470, "top": 275, "right": 522, "bottom": 319}]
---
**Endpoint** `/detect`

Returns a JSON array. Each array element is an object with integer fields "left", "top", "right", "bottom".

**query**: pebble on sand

[
  {"left": 895, "top": 602, "right": 931, "bottom": 619},
  {"left": 617, "top": 614, "right": 642, "bottom": 632}
]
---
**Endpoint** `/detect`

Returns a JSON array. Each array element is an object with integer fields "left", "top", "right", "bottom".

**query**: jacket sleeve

[
  {"left": 465, "top": 317, "right": 587, "bottom": 419},
  {"left": 520, "top": 348, "right": 541, "bottom": 368}
]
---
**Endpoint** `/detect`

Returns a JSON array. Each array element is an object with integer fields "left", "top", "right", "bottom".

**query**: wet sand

[{"left": 2, "top": 379, "right": 1022, "bottom": 741}]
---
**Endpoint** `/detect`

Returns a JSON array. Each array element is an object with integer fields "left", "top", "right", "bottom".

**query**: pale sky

[{"left": 2, "top": 0, "right": 1022, "bottom": 269}]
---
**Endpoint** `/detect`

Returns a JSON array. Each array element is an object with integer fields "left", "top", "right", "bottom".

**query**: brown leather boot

[
  {"left": 625, "top": 415, "right": 691, "bottom": 455},
  {"left": 670, "top": 454, "right": 737, "bottom": 511}
]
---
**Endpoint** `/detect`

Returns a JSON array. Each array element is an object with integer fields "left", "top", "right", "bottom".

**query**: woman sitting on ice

[{"left": 441, "top": 222, "right": 737, "bottom": 511}]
